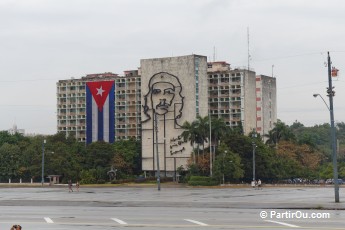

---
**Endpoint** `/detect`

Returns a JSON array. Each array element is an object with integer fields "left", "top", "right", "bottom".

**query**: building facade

[
  {"left": 207, "top": 62, "right": 257, "bottom": 134},
  {"left": 56, "top": 55, "right": 277, "bottom": 175},
  {"left": 57, "top": 72, "right": 141, "bottom": 142},
  {"left": 255, "top": 75, "right": 277, "bottom": 138},
  {"left": 140, "top": 55, "right": 208, "bottom": 176},
  {"left": 8, "top": 123, "right": 25, "bottom": 135},
  {"left": 115, "top": 70, "right": 141, "bottom": 141}
]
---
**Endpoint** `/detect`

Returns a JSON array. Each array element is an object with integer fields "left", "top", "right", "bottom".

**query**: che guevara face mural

[{"left": 142, "top": 72, "right": 184, "bottom": 127}]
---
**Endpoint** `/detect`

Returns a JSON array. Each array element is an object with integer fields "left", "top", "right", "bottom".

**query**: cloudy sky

[{"left": 0, "top": 0, "right": 344, "bottom": 135}]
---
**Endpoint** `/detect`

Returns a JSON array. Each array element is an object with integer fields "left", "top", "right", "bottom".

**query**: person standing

[
  {"left": 258, "top": 179, "right": 262, "bottom": 189},
  {"left": 251, "top": 180, "right": 255, "bottom": 188},
  {"left": 68, "top": 179, "right": 73, "bottom": 192}
]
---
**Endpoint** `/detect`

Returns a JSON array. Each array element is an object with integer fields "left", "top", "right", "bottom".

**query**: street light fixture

[
  {"left": 41, "top": 139, "right": 46, "bottom": 186},
  {"left": 312, "top": 51, "right": 339, "bottom": 203},
  {"left": 313, "top": 93, "right": 339, "bottom": 203},
  {"left": 313, "top": 94, "right": 330, "bottom": 111}
]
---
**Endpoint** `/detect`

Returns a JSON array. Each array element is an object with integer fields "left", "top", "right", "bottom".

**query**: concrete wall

[
  {"left": 258, "top": 75, "right": 277, "bottom": 138},
  {"left": 242, "top": 70, "right": 257, "bottom": 134}
]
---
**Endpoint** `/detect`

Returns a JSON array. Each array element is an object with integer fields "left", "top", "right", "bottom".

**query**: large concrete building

[
  {"left": 207, "top": 61, "right": 257, "bottom": 134},
  {"left": 140, "top": 55, "right": 208, "bottom": 176},
  {"left": 114, "top": 70, "right": 141, "bottom": 141},
  {"left": 57, "top": 72, "right": 141, "bottom": 142},
  {"left": 56, "top": 55, "right": 277, "bottom": 175},
  {"left": 255, "top": 75, "right": 277, "bottom": 138}
]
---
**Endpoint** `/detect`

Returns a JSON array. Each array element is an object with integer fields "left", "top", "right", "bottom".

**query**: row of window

[
  {"left": 116, "top": 77, "right": 141, "bottom": 83},
  {"left": 58, "top": 93, "right": 86, "bottom": 98},
  {"left": 116, "top": 124, "right": 141, "bottom": 129},
  {"left": 195, "top": 57, "right": 200, "bottom": 116},
  {"left": 116, "top": 113, "right": 141, "bottom": 117},
  {"left": 116, "top": 90, "right": 141, "bottom": 95}
]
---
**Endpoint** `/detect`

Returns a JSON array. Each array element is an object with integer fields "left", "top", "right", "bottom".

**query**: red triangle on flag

[{"left": 87, "top": 81, "right": 114, "bottom": 112}]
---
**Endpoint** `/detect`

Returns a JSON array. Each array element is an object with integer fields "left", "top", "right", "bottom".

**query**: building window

[{"left": 195, "top": 57, "right": 200, "bottom": 116}]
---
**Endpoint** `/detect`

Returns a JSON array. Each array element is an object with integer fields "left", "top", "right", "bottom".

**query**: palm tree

[
  {"left": 210, "top": 117, "right": 229, "bottom": 152},
  {"left": 181, "top": 116, "right": 213, "bottom": 162},
  {"left": 264, "top": 129, "right": 277, "bottom": 146},
  {"left": 265, "top": 120, "right": 296, "bottom": 146},
  {"left": 181, "top": 120, "right": 198, "bottom": 162},
  {"left": 195, "top": 115, "right": 209, "bottom": 157}
]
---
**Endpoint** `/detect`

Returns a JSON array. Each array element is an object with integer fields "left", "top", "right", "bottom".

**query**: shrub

[
  {"left": 187, "top": 176, "right": 219, "bottom": 186},
  {"left": 97, "top": 179, "right": 106, "bottom": 184}
]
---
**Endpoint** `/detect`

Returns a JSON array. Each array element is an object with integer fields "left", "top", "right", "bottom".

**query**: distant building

[
  {"left": 207, "top": 62, "right": 257, "bottom": 134},
  {"left": 115, "top": 70, "right": 141, "bottom": 141},
  {"left": 57, "top": 72, "right": 141, "bottom": 142},
  {"left": 8, "top": 123, "right": 25, "bottom": 135},
  {"left": 255, "top": 75, "right": 277, "bottom": 139},
  {"left": 56, "top": 55, "right": 277, "bottom": 173},
  {"left": 57, "top": 73, "right": 118, "bottom": 142}
]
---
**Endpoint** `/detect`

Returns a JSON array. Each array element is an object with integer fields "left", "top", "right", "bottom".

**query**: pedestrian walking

[
  {"left": 258, "top": 179, "right": 262, "bottom": 189},
  {"left": 68, "top": 179, "right": 73, "bottom": 192},
  {"left": 76, "top": 181, "right": 80, "bottom": 192}
]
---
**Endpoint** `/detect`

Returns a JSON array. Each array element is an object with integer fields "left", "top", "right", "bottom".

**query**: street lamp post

[
  {"left": 223, "top": 151, "right": 227, "bottom": 185},
  {"left": 154, "top": 112, "right": 161, "bottom": 191},
  {"left": 252, "top": 129, "right": 257, "bottom": 182},
  {"left": 41, "top": 139, "right": 46, "bottom": 186},
  {"left": 312, "top": 51, "right": 339, "bottom": 203},
  {"left": 209, "top": 112, "right": 212, "bottom": 177}
]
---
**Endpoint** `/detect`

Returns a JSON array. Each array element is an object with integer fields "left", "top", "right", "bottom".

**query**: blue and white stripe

[{"left": 86, "top": 84, "right": 115, "bottom": 144}]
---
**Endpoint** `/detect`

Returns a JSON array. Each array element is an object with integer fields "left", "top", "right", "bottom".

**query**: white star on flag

[{"left": 96, "top": 86, "right": 105, "bottom": 96}]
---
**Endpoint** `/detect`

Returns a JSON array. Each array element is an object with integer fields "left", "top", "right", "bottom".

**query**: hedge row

[{"left": 188, "top": 176, "right": 219, "bottom": 186}]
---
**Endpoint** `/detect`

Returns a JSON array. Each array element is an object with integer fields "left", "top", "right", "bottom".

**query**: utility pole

[
  {"left": 41, "top": 139, "right": 46, "bottom": 186},
  {"left": 252, "top": 129, "right": 257, "bottom": 182},
  {"left": 209, "top": 111, "right": 212, "bottom": 177},
  {"left": 154, "top": 112, "right": 161, "bottom": 191},
  {"left": 327, "top": 51, "right": 339, "bottom": 203}
]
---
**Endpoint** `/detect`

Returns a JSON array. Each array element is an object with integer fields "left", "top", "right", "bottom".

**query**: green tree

[
  {"left": 181, "top": 120, "right": 199, "bottom": 162},
  {"left": 213, "top": 144, "right": 244, "bottom": 183},
  {"left": 210, "top": 117, "right": 229, "bottom": 152},
  {"left": 0, "top": 143, "right": 21, "bottom": 181},
  {"left": 265, "top": 120, "right": 296, "bottom": 146},
  {"left": 112, "top": 139, "right": 141, "bottom": 178}
]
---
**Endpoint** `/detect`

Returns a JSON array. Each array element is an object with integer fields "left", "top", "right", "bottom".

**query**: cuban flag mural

[{"left": 86, "top": 81, "right": 115, "bottom": 144}]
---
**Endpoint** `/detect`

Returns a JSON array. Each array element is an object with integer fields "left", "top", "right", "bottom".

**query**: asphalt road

[{"left": 0, "top": 185, "right": 344, "bottom": 230}]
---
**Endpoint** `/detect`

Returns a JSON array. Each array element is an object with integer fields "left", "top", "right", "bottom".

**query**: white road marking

[
  {"left": 111, "top": 218, "right": 127, "bottom": 225},
  {"left": 44, "top": 217, "right": 54, "bottom": 224},
  {"left": 265, "top": 220, "right": 300, "bottom": 228},
  {"left": 184, "top": 219, "right": 208, "bottom": 226}
]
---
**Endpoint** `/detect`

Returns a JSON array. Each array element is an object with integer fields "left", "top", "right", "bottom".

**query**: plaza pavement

[{"left": 0, "top": 182, "right": 344, "bottom": 210}]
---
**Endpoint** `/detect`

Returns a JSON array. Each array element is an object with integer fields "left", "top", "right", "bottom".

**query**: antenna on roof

[
  {"left": 247, "top": 27, "right": 250, "bottom": 71},
  {"left": 213, "top": 46, "right": 216, "bottom": 62}
]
